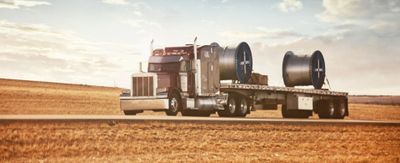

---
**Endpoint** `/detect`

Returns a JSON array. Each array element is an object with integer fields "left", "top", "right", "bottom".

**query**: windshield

[{"left": 148, "top": 63, "right": 180, "bottom": 72}]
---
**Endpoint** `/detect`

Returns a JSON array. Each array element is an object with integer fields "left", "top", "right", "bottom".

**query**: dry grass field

[
  {"left": 349, "top": 95, "right": 400, "bottom": 105},
  {"left": 248, "top": 104, "right": 400, "bottom": 121},
  {"left": 0, "top": 78, "right": 121, "bottom": 115},
  {"left": 0, "top": 121, "right": 399, "bottom": 162},
  {"left": 1, "top": 78, "right": 400, "bottom": 121},
  {"left": 1, "top": 78, "right": 400, "bottom": 162},
  {"left": 139, "top": 104, "right": 400, "bottom": 121}
]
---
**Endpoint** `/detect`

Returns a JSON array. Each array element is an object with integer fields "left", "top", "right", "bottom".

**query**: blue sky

[{"left": 0, "top": 0, "right": 399, "bottom": 95}]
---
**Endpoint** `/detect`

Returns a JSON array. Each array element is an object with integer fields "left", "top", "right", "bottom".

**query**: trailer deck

[{"left": 220, "top": 84, "right": 347, "bottom": 97}]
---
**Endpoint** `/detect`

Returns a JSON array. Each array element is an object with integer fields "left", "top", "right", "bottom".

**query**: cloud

[
  {"left": 221, "top": 0, "right": 229, "bottom": 3},
  {"left": 262, "top": 0, "right": 400, "bottom": 95},
  {"left": 122, "top": 19, "right": 161, "bottom": 29},
  {"left": 318, "top": 0, "right": 400, "bottom": 22},
  {"left": 101, "top": 0, "right": 128, "bottom": 5},
  {"left": 0, "top": 20, "right": 139, "bottom": 86},
  {"left": 0, "top": 0, "right": 50, "bottom": 9},
  {"left": 278, "top": 0, "right": 303, "bottom": 12},
  {"left": 249, "top": 28, "right": 400, "bottom": 95},
  {"left": 223, "top": 1, "right": 400, "bottom": 95},
  {"left": 317, "top": 0, "right": 400, "bottom": 37},
  {"left": 220, "top": 27, "right": 304, "bottom": 45},
  {"left": 101, "top": 1, "right": 150, "bottom": 18},
  {"left": 221, "top": 28, "right": 302, "bottom": 39}
]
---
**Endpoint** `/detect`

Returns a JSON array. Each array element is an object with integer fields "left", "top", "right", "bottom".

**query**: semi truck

[{"left": 120, "top": 38, "right": 348, "bottom": 119}]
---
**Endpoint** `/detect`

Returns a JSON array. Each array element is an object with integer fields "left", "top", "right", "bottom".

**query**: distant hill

[{"left": 349, "top": 95, "right": 400, "bottom": 105}]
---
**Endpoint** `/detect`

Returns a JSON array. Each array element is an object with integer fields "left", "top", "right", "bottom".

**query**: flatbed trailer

[
  {"left": 219, "top": 83, "right": 348, "bottom": 118},
  {"left": 121, "top": 83, "right": 348, "bottom": 119}
]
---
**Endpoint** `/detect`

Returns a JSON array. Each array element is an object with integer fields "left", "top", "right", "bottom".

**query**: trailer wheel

[
  {"left": 218, "top": 94, "right": 238, "bottom": 117},
  {"left": 281, "top": 104, "right": 290, "bottom": 118},
  {"left": 318, "top": 100, "right": 335, "bottom": 119},
  {"left": 166, "top": 92, "right": 181, "bottom": 116},
  {"left": 236, "top": 97, "right": 249, "bottom": 117},
  {"left": 334, "top": 100, "right": 346, "bottom": 119},
  {"left": 281, "top": 105, "right": 311, "bottom": 118}
]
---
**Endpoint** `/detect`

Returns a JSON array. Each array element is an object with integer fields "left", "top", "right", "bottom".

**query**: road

[{"left": 1, "top": 115, "right": 400, "bottom": 125}]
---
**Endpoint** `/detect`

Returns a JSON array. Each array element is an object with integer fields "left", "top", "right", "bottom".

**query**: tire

[
  {"left": 318, "top": 100, "right": 335, "bottom": 119},
  {"left": 236, "top": 97, "right": 249, "bottom": 117},
  {"left": 334, "top": 100, "right": 346, "bottom": 119},
  {"left": 166, "top": 92, "right": 181, "bottom": 116},
  {"left": 217, "top": 94, "right": 238, "bottom": 117},
  {"left": 181, "top": 110, "right": 211, "bottom": 117},
  {"left": 281, "top": 105, "right": 311, "bottom": 118}
]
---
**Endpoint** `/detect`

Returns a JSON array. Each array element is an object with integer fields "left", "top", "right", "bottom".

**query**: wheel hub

[
  {"left": 240, "top": 99, "right": 247, "bottom": 114},
  {"left": 339, "top": 103, "right": 346, "bottom": 116},
  {"left": 328, "top": 103, "right": 335, "bottom": 116},
  {"left": 228, "top": 98, "right": 236, "bottom": 114},
  {"left": 170, "top": 98, "right": 178, "bottom": 112}
]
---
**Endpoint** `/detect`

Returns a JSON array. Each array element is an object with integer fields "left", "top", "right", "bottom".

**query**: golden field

[
  {"left": 0, "top": 78, "right": 121, "bottom": 115},
  {"left": 248, "top": 104, "right": 400, "bottom": 121},
  {"left": 1, "top": 78, "right": 400, "bottom": 162},
  {"left": 1, "top": 121, "right": 399, "bottom": 162},
  {"left": 1, "top": 78, "right": 400, "bottom": 121},
  {"left": 138, "top": 104, "right": 400, "bottom": 121}
]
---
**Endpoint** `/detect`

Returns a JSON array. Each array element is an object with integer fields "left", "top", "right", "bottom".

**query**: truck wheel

[
  {"left": 236, "top": 97, "right": 249, "bottom": 117},
  {"left": 218, "top": 94, "right": 237, "bottom": 117},
  {"left": 281, "top": 105, "right": 310, "bottom": 118},
  {"left": 318, "top": 101, "right": 335, "bottom": 119},
  {"left": 334, "top": 100, "right": 346, "bottom": 119},
  {"left": 166, "top": 92, "right": 181, "bottom": 116}
]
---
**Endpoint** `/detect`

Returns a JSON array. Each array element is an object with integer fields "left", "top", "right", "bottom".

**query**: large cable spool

[
  {"left": 219, "top": 42, "right": 253, "bottom": 83},
  {"left": 282, "top": 50, "right": 326, "bottom": 89}
]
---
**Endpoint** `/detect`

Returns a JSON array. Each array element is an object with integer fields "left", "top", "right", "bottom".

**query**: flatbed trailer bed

[
  {"left": 220, "top": 83, "right": 347, "bottom": 96},
  {"left": 120, "top": 83, "right": 348, "bottom": 119}
]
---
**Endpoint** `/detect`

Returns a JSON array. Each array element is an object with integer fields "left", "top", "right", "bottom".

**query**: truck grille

[{"left": 132, "top": 74, "right": 156, "bottom": 96}]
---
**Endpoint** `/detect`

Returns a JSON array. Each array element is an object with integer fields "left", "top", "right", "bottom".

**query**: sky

[{"left": 0, "top": 0, "right": 399, "bottom": 95}]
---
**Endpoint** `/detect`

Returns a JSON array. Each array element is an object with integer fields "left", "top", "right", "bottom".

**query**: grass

[
  {"left": 0, "top": 78, "right": 121, "bottom": 115},
  {"left": 1, "top": 78, "right": 400, "bottom": 162},
  {"left": 2, "top": 78, "right": 400, "bottom": 121},
  {"left": 139, "top": 104, "right": 400, "bottom": 121},
  {"left": 0, "top": 121, "right": 399, "bottom": 162}
]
